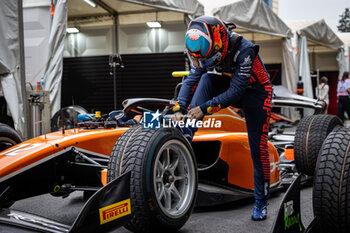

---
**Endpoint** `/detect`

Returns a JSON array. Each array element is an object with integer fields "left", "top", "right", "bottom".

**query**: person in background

[
  {"left": 337, "top": 71, "right": 350, "bottom": 122},
  {"left": 316, "top": 76, "right": 329, "bottom": 113}
]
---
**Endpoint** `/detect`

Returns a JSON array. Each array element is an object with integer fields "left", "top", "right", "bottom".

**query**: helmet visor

[{"left": 185, "top": 28, "right": 212, "bottom": 58}]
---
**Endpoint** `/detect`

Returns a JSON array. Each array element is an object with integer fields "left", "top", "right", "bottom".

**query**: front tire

[
  {"left": 107, "top": 125, "right": 197, "bottom": 233},
  {"left": 313, "top": 127, "right": 350, "bottom": 233}
]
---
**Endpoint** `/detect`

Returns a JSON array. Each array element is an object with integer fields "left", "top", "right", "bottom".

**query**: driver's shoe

[{"left": 251, "top": 200, "right": 267, "bottom": 221}]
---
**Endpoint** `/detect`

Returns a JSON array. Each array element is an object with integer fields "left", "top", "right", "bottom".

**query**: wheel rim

[
  {"left": 153, "top": 139, "right": 196, "bottom": 218},
  {"left": 0, "top": 137, "right": 17, "bottom": 152}
]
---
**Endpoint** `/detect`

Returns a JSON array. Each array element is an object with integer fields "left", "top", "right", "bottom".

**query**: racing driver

[{"left": 171, "top": 16, "right": 272, "bottom": 221}]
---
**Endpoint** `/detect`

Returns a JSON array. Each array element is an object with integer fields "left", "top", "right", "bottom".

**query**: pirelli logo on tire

[{"left": 99, "top": 199, "right": 131, "bottom": 225}]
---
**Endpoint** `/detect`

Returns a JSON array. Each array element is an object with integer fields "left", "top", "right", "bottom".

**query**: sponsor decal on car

[
  {"left": 283, "top": 200, "right": 302, "bottom": 231},
  {"left": 0, "top": 143, "right": 43, "bottom": 156},
  {"left": 143, "top": 111, "right": 222, "bottom": 129},
  {"left": 99, "top": 199, "right": 131, "bottom": 225},
  {"left": 8, "top": 213, "right": 65, "bottom": 231}
]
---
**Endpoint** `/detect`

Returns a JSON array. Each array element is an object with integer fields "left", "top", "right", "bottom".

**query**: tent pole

[
  {"left": 312, "top": 46, "right": 316, "bottom": 72},
  {"left": 114, "top": 14, "right": 119, "bottom": 53},
  {"left": 18, "top": 0, "right": 29, "bottom": 139},
  {"left": 184, "top": 14, "right": 192, "bottom": 25}
]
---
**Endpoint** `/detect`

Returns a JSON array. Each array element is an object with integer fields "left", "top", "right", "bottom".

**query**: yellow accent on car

[
  {"left": 99, "top": 199, "right": 131, "bottom": 225},
  {"left": 172, "top": 71, "right": 189, "bottom": 77},
  {"left": 53, "top": 185, "right": 60, "bottom": 192}
]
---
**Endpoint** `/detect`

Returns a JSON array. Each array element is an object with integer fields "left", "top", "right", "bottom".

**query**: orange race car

[{"left": 0, "top": 79, "right": 338, "bottom": 233}]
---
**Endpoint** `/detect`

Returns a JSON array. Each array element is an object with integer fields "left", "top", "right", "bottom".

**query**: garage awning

[
  {"left": 286, "top": 20, "right": 344, "bottom": 100},
  {"left": 212, "top": 0, "right": 292, "bottom": 38},
  {"left": 212, "top": 0, "right": 296, "bottom": 98},
  {"left": 212, "top": 0, "right": 298, "bottom": 119},
  {"left": 287, "top": 20, "right": 344, "bottom": 51},
  {"left": 68, "top": 0, "right": 204, "bottom": 25},
  {"left": 119, "top": 0, "right": 204, "bottom": 16}
]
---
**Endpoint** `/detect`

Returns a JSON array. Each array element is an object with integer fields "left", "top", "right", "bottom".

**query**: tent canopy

[
  {"left": 212, "top": 0, "right": 297, "bottom": 96},
  {"left": 68, "top": 0, "right": 204, "bottom": 26},
  {"left": 212, "top": 0, "right": 292, "bottom": 39},
  {"left": 287, "top": 20, "right": 344, "bottom": 51},
  {"left": 118, "top": 0, "right": 204, "bottom": 16}
]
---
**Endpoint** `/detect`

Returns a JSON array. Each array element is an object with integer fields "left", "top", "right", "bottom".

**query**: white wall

[
  {"left": 118, "top": 24, "right": 154, "bottom": 54},
  {"left": 119, "top": 22, "right": 186, "bottom": 54},
  {"left": 159, "top": 23, "right": 186, "bottom": 53},
  {"left": 64, "top": 25, "right": 115, "bottom": 57}
]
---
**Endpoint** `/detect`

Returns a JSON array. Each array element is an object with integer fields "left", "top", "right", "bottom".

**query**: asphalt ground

[{"left": 12, "top": 185, "right": 314, "bottom": 233}]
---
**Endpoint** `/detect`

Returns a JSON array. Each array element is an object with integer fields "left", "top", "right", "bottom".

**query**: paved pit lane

[{"left": 11, "top": 185, "right": 314, "bottom": 233}]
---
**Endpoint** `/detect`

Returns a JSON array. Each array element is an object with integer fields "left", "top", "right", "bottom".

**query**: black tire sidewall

[
  {"left": 0, "top": 123, "right": 22, "bottom": 151},
  {"left": 313, "top": 127, "right": 350, "bottom": 232},
  {"left": 294, "top": 114, "right": 342, "bottom": 175}
]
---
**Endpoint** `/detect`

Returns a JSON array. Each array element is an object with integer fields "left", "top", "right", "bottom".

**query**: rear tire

[
  {"left": 0, "top": 124, "right": 21, "bottom": 207},
  {"left": 294, "top": 114, "right": 342, "bottom": 175},
  {"left": 107, "top": 125, "right": 197, "bottom": 233},
  {"left": 0, "top": 123, "right": 22, "bottom": 152},
  {"left": 313, "top": 127, "right": 350, "bottom": 233}
]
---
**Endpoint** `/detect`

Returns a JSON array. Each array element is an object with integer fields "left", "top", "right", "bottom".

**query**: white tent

[
  {"left": 288, "top": 20, "right": 344, "bottom": 50},
  {"left": 0, "top": 0, "right": 68, "bottom": 138},
  {"left": 212, "top": 0, "right": 297, "bottom": 93},
  {"left": 0, "top": 0, "right": 27, "bottom": 138},
  {"left": 286, "top": 20, "right": 344, "bottom": 98},
  {"left": 1, "top": 0, "right": 204, "bottom": 138}
]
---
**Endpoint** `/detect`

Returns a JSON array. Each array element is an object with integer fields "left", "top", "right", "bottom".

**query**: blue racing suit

[{"left": 176, "top": 37, "right": 272, "bottom": 202}]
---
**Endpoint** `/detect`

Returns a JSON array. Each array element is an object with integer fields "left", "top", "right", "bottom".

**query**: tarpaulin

[
  {"left": 213, "top": 0, "right": 296, "bottom": 95},
  {"left": 287, "top": 20, "right": 344, "bottom": 93},
  {"left": 213, "top": 0, "right": 292, "bottom": 38},
  {"left": 43, "top": 0, "right": 67, "bottom": 117},
  {"left": 121, "top": 0, "right": 204, "bottom": 17},
  {"left": 289, "top": 20, "right": 344, "bottom": 51},
  {"left": 0, "top": 0, "right": 26, "bottom": 137}
]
